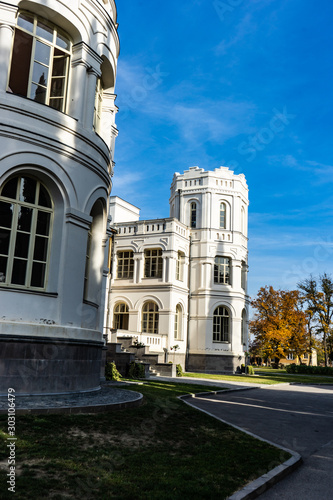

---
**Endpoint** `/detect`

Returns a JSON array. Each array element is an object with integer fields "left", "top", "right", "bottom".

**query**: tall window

[
  {"left": 241, "top": 206, "right": 246, "bottom": 235},
  {"left": 190, "top": 202, "right": 197, "bottom": 228},
  {"left": 213, "top": 307, "right": 230, "bottom": 342},
  {"left": 0, "top": 176, "right": 53, "bottom": 289},
  {"left": 8, "top": 12, "right": 72, "bottom": 112},
  {"left": 241, "top": 261, "right": 247, "bottom": 290},
  {"left": 117, "top": 251, "right": 134, "bottom": 279},
  {"left": 241, "top": 309, "right": 247, "bottom": 345},
  {"left": 220, "top": 202, "right": 226, "bottom": 229},
  {"left": 174, "top": 304, "right": 182, "bottom": 340},
  {"left": 144, "top": 249, "right": 162, "bottom": 278},
  {"left": 142, "top": 302, "right": 159, "bottom": 334},
  {"left": 214, "top": 257, "right": 230, "bottom": 284},
  {"left": 114, "top": 303, "right": 129, "bottom": 330},
  {"left": 176, "top": 251, "right": 184, "bottom": 281}
]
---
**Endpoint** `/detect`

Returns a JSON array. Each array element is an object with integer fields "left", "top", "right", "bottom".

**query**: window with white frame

[
  {"left": 241, "top": 309, "right": 247, "bottom": 345},
  {"left": 190, "top": 202, "right": 197, "bottom": 228},
  {"left": 8, "top": 12, "right": 72, "bottom": 112},
  {"left": 174, "top": 304, "right": 182, "bottom": 340},
  {"left": 214, "top": 257, "right": 231, "bottom": 284},
  {"left": 220, "top": 202, "right": 226, "bottom": 229},
  {"left": 0, "top": 175, "right": 53, "bottom": 289},
  {"left": 114, "top": 303, "right": 129, "bottom": 330},
  {"left": 142, "top": 301, "right": 159, "bottom": 333},
  {"left": 213, "top": 306, "right": 230, "bottom": 342},
  {"left": 117, "top": 251, "right": 134, "bottom": 279},
  {"left": 144, "top": 249, "right": 162, "bottom": 278},
  {"left": 241, "top": 206, "right": 246, "bottom": 235},
  {"left": 241, "top": 261, "right": 247, "bottom": 290},
  {"left": 176, "top": 251, "right": 185, "bottom": 281}
]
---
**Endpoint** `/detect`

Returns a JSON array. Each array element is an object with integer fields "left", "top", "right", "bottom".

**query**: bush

[
  {"left": 246, "top": 365, "right": 255, "bottom": 375},
  {"left": 176, "top": 364, "right": 183, "bottom": 377},
  {"left": 127, "top": 361, "right": 146, "bottom": 379},
  {"left": 240, "top": 364, "right": 245, "bottom": 373},
  {"left": 105, "top": 361, "right": 122, "bottom": 381},
  {"left": 286, "top": 363, "right": 333, "bottom": 375}
]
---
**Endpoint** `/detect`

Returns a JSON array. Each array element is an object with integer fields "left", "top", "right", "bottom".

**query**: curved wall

[{"left": 0, "top": 0, "right": 119, "bottom": 393}]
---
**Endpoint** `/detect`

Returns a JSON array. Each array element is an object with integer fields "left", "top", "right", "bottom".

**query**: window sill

[{"left": 0, "top": 285, "right": 58, "bottom": 297}]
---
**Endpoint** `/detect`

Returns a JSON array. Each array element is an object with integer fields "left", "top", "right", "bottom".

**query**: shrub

[
  {"left": 132, "top": 339, "right": 145, "bottom": 349},
  {"left": 246, "top": 365, "right": 255, "bottom": 375},
  {"left": 240, "top": 364, "right": 245, "bottom": 373},
  {"left": 105, "top": 361, "right": 122, "bottom": 381},
  {"left": 176, "top": 364, "right": 183, "bottom": 377},
  {"left": 127, "top": 361, "right": 146, "bottom": 379},
  {"left": 286, "top": 364, "right": 333, "bottom": 375}
]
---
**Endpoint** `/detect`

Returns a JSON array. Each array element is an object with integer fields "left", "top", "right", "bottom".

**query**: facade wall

[
  {"left": 106, "top": 215, "right": 189, "bottom": 359},
  {"left": 0, "top": 0, "right": 119, "bottom": 394},
  {"left": 108, "top": 166, "right": 249, "bottom": 373}
]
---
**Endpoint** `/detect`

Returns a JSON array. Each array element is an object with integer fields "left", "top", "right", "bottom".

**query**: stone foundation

[
  {"left": 0, "top": 335, "right": 103, "bottom": 395},
  {"left": 187, "top": 353, "right": 244, "bottom": 374}
]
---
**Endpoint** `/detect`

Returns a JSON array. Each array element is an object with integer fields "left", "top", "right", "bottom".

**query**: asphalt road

[{"left": 187, "top": 384, "right": 333, "bottom": 499}]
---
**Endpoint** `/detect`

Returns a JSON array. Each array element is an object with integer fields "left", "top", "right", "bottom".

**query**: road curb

[{"left": 179, "top": 393, "right": 302, "bottom": 500}]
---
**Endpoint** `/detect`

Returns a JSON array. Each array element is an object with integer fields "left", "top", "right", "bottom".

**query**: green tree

[
  {"left": 250, "top": 286, "right": 308, "bottom": 363},
  {"left": 298, "top": 274, "right": 333, "bottom": 367}
]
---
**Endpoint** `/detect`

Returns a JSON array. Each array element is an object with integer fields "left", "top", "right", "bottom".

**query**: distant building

[
  {"left": 0, "top": 0, "right": 119, "bottom": 394},
  {"left": 106, "top": 166, "right": 250, "bottom": 373}
]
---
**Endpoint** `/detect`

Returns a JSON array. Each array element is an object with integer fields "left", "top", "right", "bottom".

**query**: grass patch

[
  {"left": 0, "top": 381, "right": 289, "bottom": 499},
  {"left": 184, "top": 371, "right": 333, "bottom": 385}
]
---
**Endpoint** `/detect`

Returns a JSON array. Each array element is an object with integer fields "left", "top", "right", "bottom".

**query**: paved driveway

[{"left": 187, "top": 384, "right": 333, "bottom": 499}]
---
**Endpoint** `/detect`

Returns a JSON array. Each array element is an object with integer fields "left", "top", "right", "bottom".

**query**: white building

[
  {"left": 106, "top": 166, "right": 249, "bottom": 373},
  {"left": 0, "top": 0, "right": 119, "bottom": 394}
]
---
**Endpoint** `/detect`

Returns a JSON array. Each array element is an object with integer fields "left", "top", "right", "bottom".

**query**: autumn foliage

[{"left": 250, "top": 286, "right": 308, "bottom": 362}]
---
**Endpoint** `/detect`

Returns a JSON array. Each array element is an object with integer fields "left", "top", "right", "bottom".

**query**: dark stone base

[
  {"left": 187, "top": 353, "right": 244, "bottom": 374},
  {"left": 0, "top": 335, "right": 103, "bottom": 395}
]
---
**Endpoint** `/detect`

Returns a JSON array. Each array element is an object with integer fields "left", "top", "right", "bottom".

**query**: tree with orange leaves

[{"left": 250, "top": 286, "right": 308, "bottom": 363}]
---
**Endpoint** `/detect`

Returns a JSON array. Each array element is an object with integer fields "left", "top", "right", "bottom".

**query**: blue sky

[{"left": 112, "top": 0, "right": 333, "bottom": 299}]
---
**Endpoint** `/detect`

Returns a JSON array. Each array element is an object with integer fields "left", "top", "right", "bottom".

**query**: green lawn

[
  {"left": 0, "top": 381, "right": 289, "bottom": 499},
  {"left": 184, "top": 371, "right": 333, "bottom": 385}
]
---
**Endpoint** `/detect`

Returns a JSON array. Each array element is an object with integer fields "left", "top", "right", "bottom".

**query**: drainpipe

[
  {"left": 105, "top": 227, "right": 117, "bottom": 343},
  {"left": 185, "top": 234, "right": 192, "bottom": 371}
]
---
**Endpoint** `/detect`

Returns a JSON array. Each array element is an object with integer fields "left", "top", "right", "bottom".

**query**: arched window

[
  {"left": 8, "top": 12, "right": 72, "bottom": 112},
  {"left": 142, "top": 301, "right": 159, "bottom": 334},
  {"left": 241, "top": 309, "right": 247, "bottom": 346},
  {"left": 0, "top": 175, "right": 53, "bottom": 289},
  {"left": 174, "top": 304, "right": 183, "bottom": 340},
  {"left": 220, "top": 202, "right": 226, "bottom": 229},
  {"left": 114, "top": 303, "right": 129, "bottom": 330},
  {"left": 213, "top": 306, "right": 230, "bottom": 342},
  {"left": 190, "top": 202, "right": 197, "bottom": 228}
]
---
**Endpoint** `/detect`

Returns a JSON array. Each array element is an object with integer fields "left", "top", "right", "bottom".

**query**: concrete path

[{"left": 186, "top": 383, "right": 333, "bottom": 499}]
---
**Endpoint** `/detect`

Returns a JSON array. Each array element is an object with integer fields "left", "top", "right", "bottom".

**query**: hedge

[{"left": 286, "top": 363, "right": 333, "bottom": 375}]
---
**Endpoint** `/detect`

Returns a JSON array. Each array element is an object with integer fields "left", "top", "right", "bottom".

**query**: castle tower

[
  {"left": 0, "top": 0, "right": 119, "bottom": 394},
  {"left": 170, "top": 166, "right": 249, "bottom": 372}
]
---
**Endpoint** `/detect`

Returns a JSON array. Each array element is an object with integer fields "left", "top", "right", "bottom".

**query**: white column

[
  {"left": 0, "top": 24, "right": 14, "bottom": 92},
  {"left": 84, "top": 68, "right": 98, "bottom": 129},
  {"left": 68, "top": 60, "right": 88, "bottom": 122},
  {"left": 101, "top": 92, "right": 117, "bottom": 148}
]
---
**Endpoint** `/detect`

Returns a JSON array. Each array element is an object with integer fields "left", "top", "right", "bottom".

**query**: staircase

[{"left": 105, "top": 335, "right": 175, "bottom": 378}]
